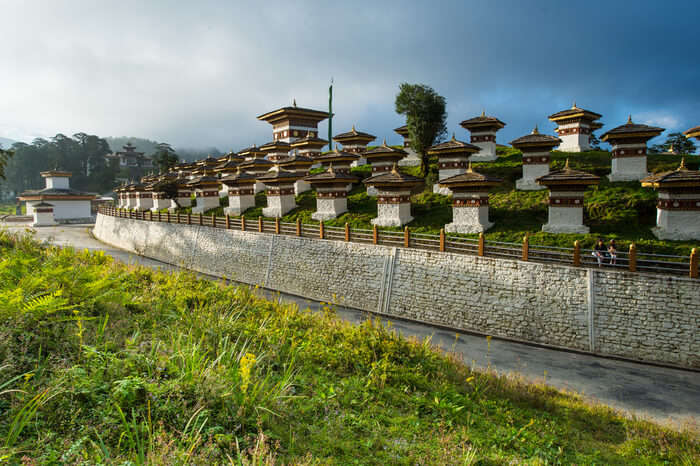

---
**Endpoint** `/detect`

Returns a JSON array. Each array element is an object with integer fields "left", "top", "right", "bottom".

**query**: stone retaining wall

[{"left": 94, "top": 214, "right": 699, "bottom": 369}]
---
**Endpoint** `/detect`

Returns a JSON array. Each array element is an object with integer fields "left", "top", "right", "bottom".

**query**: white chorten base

[
  {"left": 135, "top": 198, "right": 154, "bottom": 211},
  {"left": 651, "top": 204, "right": 700, "bottom": 240},
  {"left": 295, "top": 180, "right": 311, "bottom": 195},
  {"left": 151, "top": 198, "right": 171, "bottom": 211},
  {"left": 172, "top": 196, "right": 192, "bottom": 209},
  {"left": 32, "top": 211, "right": 57, "bottom": 227},
  {"left": 224, "top": 194, "right": 256, "bottom": 216},
  {"left": 263, "top": 195, "right": 296, "bottom": 217},
  {"left": 608, "top": 156, "right": 648, "bottom": 182},
  {"left": 371, "top": 202, "right": 413, "bottom": 227},
  {"left": 191, "top": 196, "right": 220, "bottom": 214},
  {"left": 445, "top": 206, "right": 493, "bottom": 233},
  {"left": 558, "top": 132, "right": 591, "bottom": 153},
  {"left": 367, "top": 186, "right": 379, "bottom": 197},
  {"left": 471, "top": 140, "right": 498, "bottom": 161},
  {"left": 312, "top": 197, "right": 348, "bottom": 221},
  {"left": 517, "top": 163, "right": 549, "bottom": 191},
  {"left": 542, "top": 206, "right": 589, "bottom": 234},
  {"left": 398, "top": 148, "right": 421, "bottom": 167}
]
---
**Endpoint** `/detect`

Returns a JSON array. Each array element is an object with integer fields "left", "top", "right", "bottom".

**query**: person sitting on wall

[
  {"left": 608, "top": 239, "right": 618, "bottom": 265},
  {"left": 592, "top": 238, "right": 607, "bottom": 267}
]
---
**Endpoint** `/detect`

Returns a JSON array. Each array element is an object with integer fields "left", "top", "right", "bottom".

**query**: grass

[
  {"left": 172, "top": 149, "right": 699, "bottom": 257},
  {"left": 0, "top": 203, "right": 24, "bottom": 216},
  {"left": 0, "top": 229, "right": 698, "bottom": 463}
]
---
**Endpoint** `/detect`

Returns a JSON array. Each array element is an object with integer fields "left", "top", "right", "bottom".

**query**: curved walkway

[{"left": 3, "top": 222, "right": 699, "bottom": 429}]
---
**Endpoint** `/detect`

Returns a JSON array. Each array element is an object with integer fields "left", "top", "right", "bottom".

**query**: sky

[{"left": 1, "top": 0, "right": 698, "bottom": 150}]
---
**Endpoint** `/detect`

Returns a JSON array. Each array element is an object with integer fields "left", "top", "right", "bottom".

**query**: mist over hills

[
  {"left": 0, "top": 137, "right": 18, "bottom": 148},
  {"left": 105, "top": 136, "right": 223, "bottom": 162}
]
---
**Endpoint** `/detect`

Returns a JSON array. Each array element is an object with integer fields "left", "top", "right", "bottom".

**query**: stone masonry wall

[{"left": 94, "top": 214, "right": 700, "bottom": 368}]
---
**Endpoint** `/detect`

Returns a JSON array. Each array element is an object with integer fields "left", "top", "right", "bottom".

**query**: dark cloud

[{"left": 1, "top": 0, "right": 698, "bottom": 149}]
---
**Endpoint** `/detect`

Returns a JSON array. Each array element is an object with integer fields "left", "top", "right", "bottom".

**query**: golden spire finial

[
  {"left": 627, "top": 114, "right": 633, "bottom": 124},
  {"left": 467, "top": 160, "right": 473, "bottom": 173},
  {"left": 679, "top": 157, "right": 686, "bottom": 170},
  {"left": 382, "top": 138, "right": 388, "bottom": 147},
  {"left": 334, "top": 144, "right": 340, "bottom": 153},
  {"left": 532, "top": 125, "right": 539, "bottom": 135},
  {"left": 564, "top": 158, "right": 570, "bottom": 170},
  {"left": 451, "top": 132, "right": 456, "bottom": 141},
  {"left": 351, "top": 124, "right": 357, "bottom": 133},
  {"left": 328, "top": 162, "right": 335, "bottom": 175},
  {"left": 481, "top": 109, "right": 486, "bottom": 117},
  {"left": 236, "top": 165, "right": 242, "bottom": 176},
  {"left": 391, "top": 162, "right": 399, "bottom": 175},
  {"left": 572, "top": 100, "right": 577, "bottom": 109}
]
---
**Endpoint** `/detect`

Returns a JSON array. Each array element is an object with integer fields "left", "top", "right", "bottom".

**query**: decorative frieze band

[
  {"left": 377, "top": 195, "right": 411, "bottom": 204},
  {"left": 657, "top": 199, "right": 700, "bottom": 211},
  {"left": 549, "top": 196, "right": 584, "bottom": 207},
  {"left": 556, "top": 126, "right": 591, "bottom": 136},
  {"left": 438, "top": 161, "right": 468, "bottom": 169},
  {"left": 266, "top": 188, "right": 295, "bottom": 196},
  {"left": 228, "top": 188, "right": 255, "bottom": 196},
  {"left": 177, "top": 191, "right": 192, "bottom": 197},
  {"left": 454, "top": 197, "right": 489, "bottom": 207},
  {"left": 196, "top": 191, "right": 219, "bottom": 197},
  {"left": 471, "top": 135, "right": 496, "bottom": 143},
  {"left": 523, "top": 156, "right": 550, "bottom": 165},
  {"left": 612, "top": 147, "right": 646, "bottom": 158},
  {"left": 317, "top": 191, "right": 348, "bottom": 199}
]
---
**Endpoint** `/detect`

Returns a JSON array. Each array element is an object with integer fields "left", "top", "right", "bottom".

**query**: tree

[
  {"left": 662, "top": 132, "right": 696, "bottom": 155},
  {"left": 395, "top": 83, "right": 447, "bottom": 176},
  {"left": 152, "top": 143, "right": 179, "bottom": 173},
  {"left": 0, "top": 147, "right": 13, "bottom": 180}
]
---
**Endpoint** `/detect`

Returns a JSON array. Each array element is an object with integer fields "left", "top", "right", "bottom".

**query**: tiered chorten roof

[
  {"left": 510, "top": 126, "right": 562, "bottom": 149},
  {"left": 536, "top": 160, "right": 600, "bottom": 187},
  {"left": 427, "top": 134, "right": 481, "bottom": 155},
  {"left": 438, "top": 162, "right": 502, "bottom": 189},
  {"left": 257, "top": 103, "right": 330, "bottom": 125},
  {"left": 237, "top": 145, "right": 267, "bottom": 159},
  {"left": 315, "top": 146, "right": 360, "bottom": 164},
  {"left": 601, "top": 115, "right": 664, "bottom": 142},
  {"left": 548, "top": 102, "right": 602, "bottom": 122},
  {"left": 278, "top": 154, "right": 315, "bottom": 170},
  {"left": 363, "top": 164, "right": 423, "bottom": 190},
  {"left": 257, "top": 166, "right": 304, "bottom": 183},
  {"left": 220, "top": 167, "right": 258, "bottom": 186},
  {"left": 641, "top": 159, "right": 700, "bottom": 189},
  {"left": 683, "top": 126, "right": 700, "bottom": 140},
  {"left": 259, "top": 140, "right": 291, "bottom": 153},
  {"left": 334, "top": 125, "right": 376, "bottom": 145},
  {"left": 290, "top": 131, "right": 328, "bottom": 150},
  {"left": 363, "top": 139, "right": 408, "bottom": 162},
  {"left": 304, "top": 164, "right": 358, "bottom": 185},
  {"left": 459, "top": 111, "right": 506, "bottom": 130}
]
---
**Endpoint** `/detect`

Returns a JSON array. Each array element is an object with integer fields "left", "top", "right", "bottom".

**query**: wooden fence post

[
  {"left": 157, "top": 211, "right": 161, "bottom": 222},
  {"left": 187, "top": 213, "right": 191, "bottom": 225},
  {"left": 345, "top": 222, "right": 350, "bottom": 242},
  {"left": 275, "top": 217, "right": 280, "bottom": 234},
  {"left": 225, "top": 214, "right": 230, "bottom": 229},
  {"left": 404, "top": 226, "right": 410, "bottom": 248},
  {"left": 573, "top": 240, "right": 581, "bottom": 266},
  {"left": 439, "top": 228, "right": 446, "bottom": 252},
  {"left": 241, "top": 215, "right": 246, "bottom": 231},
  {"left": 478, "top": 232, "right": 485, "bottom": 257},
  {"left": 198, "top": 213, "right": 203, "bottom": 226},
  {"left": 319, "top": 221, "right": 324, "bottom": 239},
  {"left": 166, "top": 211, "right": 170, "bottom": 223},
  {"left": 629, "top": 243, "right": 637, "bottom": 272},
  {"left": 690, "top": 248, "right": 698, "bottom": 279},
  {"left": 296, "top": 218, "right": 301, "bottom": 236},
  {"left": 211, "top": 214, "right": 215, "bottom": 227},
  {"left": 258, "top": 216, "right": 263, "bottom": 233},
  {"left": 522, "top": 234, "right": 529, "bottom": 261},
  {"left": 372, "top": 225, "right": 378, "bottom": 244}
]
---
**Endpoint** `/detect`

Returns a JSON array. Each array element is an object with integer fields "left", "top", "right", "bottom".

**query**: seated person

[
  {"left": 608, "top": 239, "right": 617, "bottom": 265},
  {"left": 592, "top": 238, "right": 607, "bottom": 267}
]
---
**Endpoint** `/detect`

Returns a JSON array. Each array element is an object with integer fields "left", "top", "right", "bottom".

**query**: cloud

[{"left": 0, "top": 0, "right": 698, "bottom": 150}]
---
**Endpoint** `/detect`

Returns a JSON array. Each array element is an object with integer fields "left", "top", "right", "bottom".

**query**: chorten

[
  {"left": 363, "top": 140, "right": 409, "bottom": 196},
  {"left": 148, "top": 172, "right": 178, "bottom": 211},
  {"left": 170, "top": 176, "right": 193, "bottom": 211},
  {"left": 536, "top": 160, "right": 600, "bottom": 234},
  {"left": 334, "top": 126, "right": 376, "bottom": 165},
  {"left": 439, "top": 162, "right": 502, "bottom": 233},
  {"left": 257, "top": 166, "right": 304, "bottom": 217},
  {"left": 238, "top": 157, "right": 275, "bottom": 194},
  {"left": 304, "top": 165, "right": 358, "bottom": 220},
  {"left": 601, "top": 115, "right": 664, "bottom": 182},
  {"left": 393, "top": 125, "right": 421, "bottom": 166},
  {"left": 257, "top": 101, "right": 329, "bottom": 143},
  {"left": 548, "top": 102, "right": 602, "bottom": 152},
  {"left": 315, "top": 146, "right": 360, "bottom": 175},
  {"left": 188, "top": 170, "right": 221, "bottom": 214},
  {"left": 237, "top": 145, "right": 267, "bottom": 161},
  {"left": 278, "top": 153, "right": 315, "bottom": 194},
  {"left": 427, "top": 134, "right": 480, "bottom": 194},
  {"left": 641, "top": 159, "right": 700, "bottom": 240},
  {"left": 290, "top": 131, "right": 328, "bottom": 160},
  {"left": 221, "top": 167, "right": 258, "bottom": 216},
  {"left": 363, "top": 164, "right": 423, "bottom": 227},
  {"left": 510, "top": 126, "right": 561, "bottom": 191},
  {"left": 19, "top": 170, "right": 96, "bottom": 221},
  {"left": 459, "top": 111, "right": 506, "bottom": 161},
  {"left": 260, "top": 140, "right": 292, "bottom": 163}
]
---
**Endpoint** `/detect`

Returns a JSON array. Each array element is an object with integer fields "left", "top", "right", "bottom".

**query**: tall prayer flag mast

[{"left": 328, "top": 78, "right": 333, "bottom": 151}]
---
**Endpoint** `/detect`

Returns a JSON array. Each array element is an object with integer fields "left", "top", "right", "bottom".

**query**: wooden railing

[{"left": 99, "top": 206, "right": 699, "bottom": 279}]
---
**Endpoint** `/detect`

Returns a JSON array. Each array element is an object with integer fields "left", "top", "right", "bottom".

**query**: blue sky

[{"left": 1, "top": 0, "right": 698, "bottom": 150}]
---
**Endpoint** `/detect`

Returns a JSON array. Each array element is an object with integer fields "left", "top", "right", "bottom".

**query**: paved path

[{"left": 3, "top": 222, "right": 699, "bottom": 429}]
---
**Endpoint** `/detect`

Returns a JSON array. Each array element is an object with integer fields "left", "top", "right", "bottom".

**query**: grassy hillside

[
  {"left": 0, "top": 230, "right": 698, "bottom": 464},
  {"left": 180, "top": 149, "right": 699, "bottom": 257}
]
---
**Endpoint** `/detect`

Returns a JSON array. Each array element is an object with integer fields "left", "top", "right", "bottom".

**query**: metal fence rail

[{"left": 99, "top": 206, "right": 700, "bottom": 279}]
